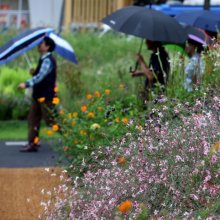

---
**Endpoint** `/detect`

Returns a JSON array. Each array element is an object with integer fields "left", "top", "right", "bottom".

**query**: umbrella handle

[
  {"left": 129, "top": 61, "right": 139, "bottom": 72},
  {"left": 130, "top": 39, "right": 144, "bottom": 72},
  {"left": 24, "top": 53, "right": 32, "bottom": 69}
]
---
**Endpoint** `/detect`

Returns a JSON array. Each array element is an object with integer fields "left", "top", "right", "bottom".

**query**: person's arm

[
  {"left": 131, "top": 54, "right": 154, "bottom": 82},
  {"left": 18, "top": 58, "right": 52, "bottom": 89}
]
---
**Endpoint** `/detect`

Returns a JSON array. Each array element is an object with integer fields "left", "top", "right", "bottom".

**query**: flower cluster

[
  {"left": 41, "top": 93, "right": 220, "bottom": 219},
  {"left": 55, "top": 88, "right": 138, "bottom": 166}
]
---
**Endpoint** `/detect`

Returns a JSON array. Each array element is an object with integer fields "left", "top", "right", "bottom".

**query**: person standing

[
  {"left": 130, "top": 40, "right": 170, "bottom": 103},
  {"left": 184, "top": 38, "right": 205, "bottom": 92},
  {"left": 18, "top": 36, "right": 57, "bottom": 152}
]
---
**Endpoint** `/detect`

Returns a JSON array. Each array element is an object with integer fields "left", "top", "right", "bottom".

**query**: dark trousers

[{"left": 28, "top": 99, "right": 55, "bottom": 144}]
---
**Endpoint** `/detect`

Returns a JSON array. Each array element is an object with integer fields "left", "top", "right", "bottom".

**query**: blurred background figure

[{"left": 184, "top": 38, "right": 205, "bottom": 92}]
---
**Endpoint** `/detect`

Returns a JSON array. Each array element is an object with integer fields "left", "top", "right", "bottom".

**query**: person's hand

[
  {"left": 130, "top": 70, "right": 139, "bottom": 77},
  {"left": 18, "top": 82, "right": 26, "bottom": 89},
  {"left": 29, "top": 68, "right": 35, "bottom": 75}
]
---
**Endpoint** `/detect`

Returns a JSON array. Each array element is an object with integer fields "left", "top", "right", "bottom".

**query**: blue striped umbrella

[
  {"left": 48, "top": 32, "right": 78, "bottom": 64},
  {"left": 0, "top": 27, "right": 54, "bottom": 65}
]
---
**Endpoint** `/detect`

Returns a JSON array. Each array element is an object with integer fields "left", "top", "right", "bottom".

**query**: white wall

[{"left": 28, "top": 0, "right": 63, "bottom": 30}]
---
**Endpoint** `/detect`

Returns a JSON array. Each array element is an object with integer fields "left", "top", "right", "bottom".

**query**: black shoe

[{"left": 20, "top": 144, "right": 38, "bottom": 152}]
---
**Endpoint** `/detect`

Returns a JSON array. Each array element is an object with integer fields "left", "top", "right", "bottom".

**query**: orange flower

[
  {"left": 105, "top": 89, "right": 111, "bottom": 95},
  {"left": 121, "top": 117, "right": 128, "bottom": 124},
  {"left": 52, "top": 124, "right": 59, "bottom": 131},
  {"left": 52, "top": 97, "right": 60, "bottom": 105},
  {"left": 210, "top": 141, "right": 220, "bottom": 153},
  {"left": 63, "top": 146, "right": 69, "bottom": 152},
  {"left": 47, "top": 130, "right": 53, "bottom": 136},
  {"left": 87, "top": 94, "right": 93, "bottom": 100},
  {"left": 33, "top": 136, "right": 39, "bottom": 145},
  {"left": 118, "top": 200, "right": 132, "bottom": 214},
  {"left": 81, "top": 105, "right": 87, "bottom": 112},
  {"left": 38, "top": 97, "right": 45, "bottom": 103},
  {"left": 54, "top": 86, "right": 58, "bottom": 93},
  {"left": 87, "top": 112, "right": 94, "bottom": 118},
  {"left": 117, "top": 156, "right": 126, "bottom": 165},
  {"left": 94, "top": 90, "right": 101, "bottom": 98}
]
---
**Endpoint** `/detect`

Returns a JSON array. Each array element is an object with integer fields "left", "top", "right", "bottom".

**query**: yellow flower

[
  {"left": 52, "top": 124, "right": 59, "bottom": 131},
  {"left": 63, "top": 146, "right": 69, "bottom": 152},
  {"left": 42, "top": 128, "right": 47, "bottom": 134},
  {"left": 33, "top": 136, "right": 39, "bottom": 145},
  {"left": 72, "top": 112, "right": 78, "bottom": 118},
  {"left": 87, "top": 112, "right": 95, "bottom": 118},
  {"left": 47, "top": 130, "right": 53, "bottom": 136},
  {"left": 118, "top": 200, "right": 132, "bottom": 214},
  {"left": 68, "top": 113, "right": 72, "bottom": 119},
  {"left": 105, "top": 89, "right": 111, "bottom": 95},
  {"left": 80, "top": 130, "right": 87, "bottom": 135},
  {"left": 73, "top": 140, "right": 78, "bottom": 144},
  {"left": 210, "top": 141, "right": 220, "bottom": 154},
  {"left": 115, "top": 117, "right": 120, "bottom": 123},
  {"left": 121, "top": 117, "right": 128, "bottom": 124},
  {"left": 97, "top": 106, "right": 103, "bottom": 112},
  {"left": 81, "top": 105, "right": 87, "bottom": 112},
  {"left": 90, "top": 123, "right": 101, "bottom": 130},
  {"left": 52, "top": 97, "right": 60, "bottom": 105},
  {"left": 54, "top": 86, "right": 58, "bottom": 93},
  {"left": 71, "top": 121, "right": 76, "bottom": 127},
  {"left": 38, "top": 97, "right": 45, "bottom": 103},
  {"left": 59, "top": 109, "right": 64, "bottom": 115},
  {"left": 137, "top": 125, "right": 143, "bottom": 131},
  {"left": 87, "top": 94, "right": 93, "bottom": 100},
  {"left": 94, "top": 90, "right": 101, "bottom": 98},
  {"left": 119, "top": 84, "right": 125, "bottom": 89}
]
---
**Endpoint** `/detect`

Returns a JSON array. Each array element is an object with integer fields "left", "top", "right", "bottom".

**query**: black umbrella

[
  {"left": 102, "top": 6, "right": 187, "bottom": 44},
  {"left": 175, "top": 10, "right": 220, "bottom": 33}
]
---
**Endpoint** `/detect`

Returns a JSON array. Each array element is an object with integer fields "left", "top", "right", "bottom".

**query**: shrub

[{"left": 54, "top": 85, "right": 140, "bottom": 169}]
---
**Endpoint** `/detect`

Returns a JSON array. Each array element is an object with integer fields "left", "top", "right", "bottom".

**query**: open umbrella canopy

[
  {"left": 48, "top": 32, "right": 78, "bottom": 64},
  {"left": 184, "top": 25, "right": 212, "bottom": 46},
  {"left": 0, "top": 27, "right": 54, "bottom": 65},
  {"left": 175, "top": 10, "right": 220, "bottom": 33},
  {"left": 102, "top": 6, "right": 187, "bottom": 44}
]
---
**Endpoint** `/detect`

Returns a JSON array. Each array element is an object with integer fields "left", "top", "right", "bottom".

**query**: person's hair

[
  {"left": 43, "top": 36, "right": 56, "bottom": 52},
  {"left": 187, "top": 38, "right": 204, "bottom": 54}
]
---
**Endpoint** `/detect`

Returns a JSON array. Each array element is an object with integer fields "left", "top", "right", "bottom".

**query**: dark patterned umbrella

[{"left": 102, "top": 6, "right": 187, "bottom": 44}]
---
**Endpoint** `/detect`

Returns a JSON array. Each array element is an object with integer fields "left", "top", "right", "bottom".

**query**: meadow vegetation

[{"left": 0, "top": 30, "right": 219, "bottom": 219}]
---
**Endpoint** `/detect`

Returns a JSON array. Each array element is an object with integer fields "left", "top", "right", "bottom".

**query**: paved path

[{"left": 0, "top": 141, "right": 64, "bottom": 168}]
